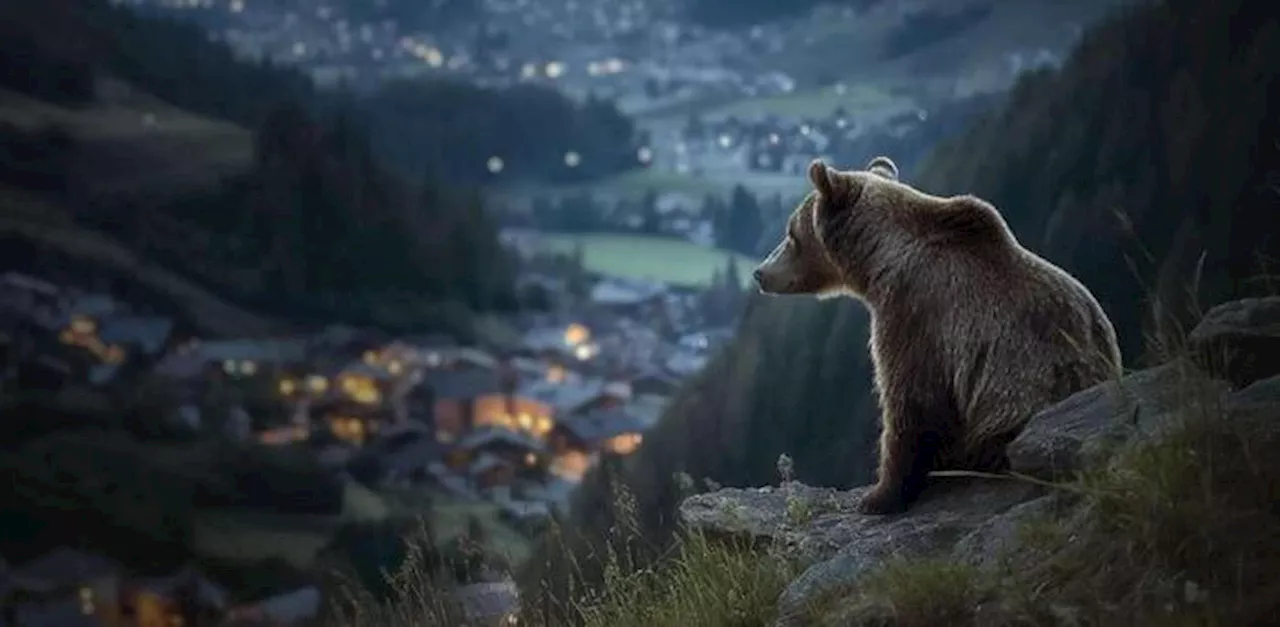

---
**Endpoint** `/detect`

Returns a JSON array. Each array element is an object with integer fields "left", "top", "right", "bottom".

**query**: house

[
  {"left": 420, "top": 369, "right": 554, "bottom": 441},
  {"left": 85, "top": 314, "right": 176, "bottom": 385},
  {"left": 308, "top": 396, "right": 394, "bottom": 446},
  {"left": 518, "top": 377, "right": 627, "bottom": 420},
  {"left": 153, "top": 338, "right": 310, "bottom": 381},
  {"left": 547, "top": 408, "right": 647, "bottom": 482},
  {"left": 366, "top": 423, "right": 447, "bottom": 484},
  {"left": 5, "top": 547, "right": 123, "bottom": 627},
  {"left": 224, "top": 585, "right": 321, "bottom": 626},
  {"left": 448, "top": 427, "right": 547, "bottom": 490},
  {"left": 122, "top": 566, "right": 228, "bottom": 627},
  {"left": 588, "top": 277, "right": 668, "bottom": 316}
]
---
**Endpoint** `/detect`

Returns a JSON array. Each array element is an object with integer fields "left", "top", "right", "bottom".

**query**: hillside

[{"left": 521, "top": 0, "right": 1280, "bottom": 619}]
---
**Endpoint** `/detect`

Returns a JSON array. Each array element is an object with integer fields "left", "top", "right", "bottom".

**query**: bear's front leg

[{"left": 857, "top": 401, "right": 945, "bottom": 515}]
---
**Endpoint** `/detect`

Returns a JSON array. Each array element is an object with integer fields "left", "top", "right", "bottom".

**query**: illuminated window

[
  {"left": 306, "top": 375, "right": 329, "bottom": 394},
  {"left": 545, "top": 61, "right": 565, "bottom": 78},
  {"left": 222, "top": 360, "right": 236, "bottom": 374},
  {"left": 524, "top": 452, "right": 537, "bottom": 466},
  {"left": 279, "top": 378, "right": 297, "bottom": 396},
  {"left": 388, "top": 360, "right": 404, "bottom": 376},
  {"left": 535, "top": 415, "right": 553, "bottom": 436},
  {"left": 546, "top": 364, "right": 566, "bottom": 383},
  {"left": 563, "top": 323, "right": 590, "bottom": 346},
  {"left": 517, "top": 413, "right": 533, "bottom": 430},
  {"left": 574, "top": 344, "right": 593, "bottom": 361},
  {"left": 564, "top": 151, "right": 581, "bottom": 167},
  {"left": 241, "top": 360, "right": 258, "bottom": 376},
  {"left": 487, "top": 156, "right": 505, "bottom": 174},
  {"left": 70, "top": 315, "right": 96, "bottom": 335}
]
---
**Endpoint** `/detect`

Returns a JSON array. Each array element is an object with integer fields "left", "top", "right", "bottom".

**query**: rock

[
  {"left": 1007, "top": 360, "right": 1231, "bottom": 480},
  {"left": 1187, "top": 296, "right": 1280, "bottom": 388},
  {"left": 679, "top": 478, "right": 1044, "bottom": 626}
]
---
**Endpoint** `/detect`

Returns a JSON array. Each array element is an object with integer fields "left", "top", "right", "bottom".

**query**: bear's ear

[
  {"left": 866, "top": 156, "right": 898, "bottom": 181},
  {"left": 807, "top": 159, "right": 838, "bottom": 197}
]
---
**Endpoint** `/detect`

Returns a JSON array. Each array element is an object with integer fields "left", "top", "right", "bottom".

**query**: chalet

[
  {"left": 448, "top": 427, "right": 547, "bottom": 490},
  {"left": 588, "top": 277, "right": 667, "bottom": 317},
  {"left": 153, "top": 338, "right": 310, "bottom": 381},
  {"left": 86, "top": 314, "right": 176, "bottom": 385},
  {"left": 5, "top": 548, "right": 123, "bottom": 627},
  {"left": 548, "top": 408, "right": 647, "bottom": 482},
  {"left": 308, "top": 395, "right": 393, "bottom": 447},
  {"left": 420, "top": 369, "right": 554, "bottom": 442},
  {"left": 123, "top": 566, "right": 228, "bottom": 627},
  {"left": 224, "top": 585, "right": 321, "bottom": 626},
  {"left": 518, "top": 378, "right": 628, "bottom": 421}
]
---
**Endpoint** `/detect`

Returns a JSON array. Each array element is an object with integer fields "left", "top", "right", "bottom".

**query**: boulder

[
  {"left": 1007, "top": 360, "right": 1231, "bottom": 480},
  {"left": 1186, "top": 296, "right": 1280, "bottom": 388}
]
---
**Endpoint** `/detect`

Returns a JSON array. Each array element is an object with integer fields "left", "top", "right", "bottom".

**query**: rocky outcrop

[{"left": 677, "top": 298, "right": 1280, "bottom": 627}]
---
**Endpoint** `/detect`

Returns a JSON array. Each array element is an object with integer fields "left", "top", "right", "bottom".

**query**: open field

[{"left": 538, "top": 232, "right": 756, "bottom": 287}]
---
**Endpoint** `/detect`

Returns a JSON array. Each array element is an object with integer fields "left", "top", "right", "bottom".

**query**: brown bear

[{"left": 753, "top": 156, "right": 1123, "bottom": 515}]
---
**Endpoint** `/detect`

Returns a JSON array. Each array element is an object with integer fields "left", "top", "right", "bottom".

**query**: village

[{"left": 0, "top": 238, "right": 736, "bottom": 625}]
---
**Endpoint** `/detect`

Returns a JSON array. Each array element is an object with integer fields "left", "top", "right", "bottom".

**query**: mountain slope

[{"left": 523, "top": 0, "right": 1280, "bottom": 616}]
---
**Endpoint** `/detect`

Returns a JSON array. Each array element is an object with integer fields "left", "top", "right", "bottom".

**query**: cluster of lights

[
  {"left": 341, "top": 375, "right": 382, "bottom": 405},
  {"left": 403, "top": 39, "right": 445, "bottom": 67},
  {"left": 223, "top": 359, "right": 258, "bottom": 376},
  {"left": 585, "top": 58, "right": 626, "bottom": 76}
]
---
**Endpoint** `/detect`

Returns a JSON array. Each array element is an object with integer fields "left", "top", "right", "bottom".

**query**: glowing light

[
  {"left": 717, "top": 134, "right": 732, "bottom": 148},
  {"left": 292, "top": 42, "right": 307, "bottom": 57},
  {"left": 603, "top": 58, "right": 625, "bottom": 73},
  {"left": 363, "top": 350, "right": 378, "bottom": 365},
  {"left": 487, "top": 156, "right": 505, "bottom": 173},
  {"left": 545, "top": 61, "right": 565, "bottom": 78},
  {"left": 222, "top": 360, "right": 236, "bottom": 374},
  {"left": 637, "top": 146, "right": 653, "bottom": 164},
  {"left": 564, "top": 151, "right": 581, "bottom": 167},
  {"left": 229, "top": 0, "right": 244, "bottom": 12},
  {"left": 279, "top": 378, "right": 297, "bottom": 396},
  {"left": 388, "top": 360, "right": 404, "bottom": 376},
  {"left": 517, "top": 413, "right": 533, "bottom": 430},
  {"left": 563, "top": 323, "right": 590, "bottom": 346},
  {"left": 800, "top": 124, "right": 811, "bottom": 135},
  {"left": 524, "top": 452, "right": 537, "bottom": 466},
  {"left": 70, "top": 315, "right": 96, "bottom": 335},
  {"left": 768, "top": 133, "right": 780, "bottom": 145},
  {"left": 520, "top": 63, "right": 538, "bottom": 79},
  {"left": 306, "top": 375, "right": 329, "bottom": 394},
  {"left": 546, "top": 364, "right": 566, "bottom": 383},
  {"left": 574, "top": 344, "right": 592, "bottom": 361},
  {"left": 240, "top": 360, "right": 258, "bottom": 376},
  {"left": 836, "top": 118, "right": 847, "bottom": 129}
]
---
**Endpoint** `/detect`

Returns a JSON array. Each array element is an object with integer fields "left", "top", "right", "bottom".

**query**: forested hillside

[
  {"left": 524, "top": 0, "right": 1280, "bottom": 616},
  {"left": 0, "top": 0, "right": 520, "bottom": 335}
]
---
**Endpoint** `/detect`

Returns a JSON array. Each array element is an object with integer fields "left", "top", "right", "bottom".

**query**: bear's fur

[{"left": 753, "top": 156, "right": 1123, "bottom": 515}]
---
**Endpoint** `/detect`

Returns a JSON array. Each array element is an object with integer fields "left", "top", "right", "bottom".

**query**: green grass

[
  {"left": 537, "top": 233, "right": 757, "bottom": 288},
  {"left": 379, "top": 486, "right": 534, "bottom": 568},
  {"left": 193, "top": 480, "right": 393, "bottom": 570}
]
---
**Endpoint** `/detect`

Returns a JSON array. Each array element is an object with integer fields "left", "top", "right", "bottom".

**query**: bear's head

[{"left": 752, "top": 155, "right": 905, "bottom": 299}]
